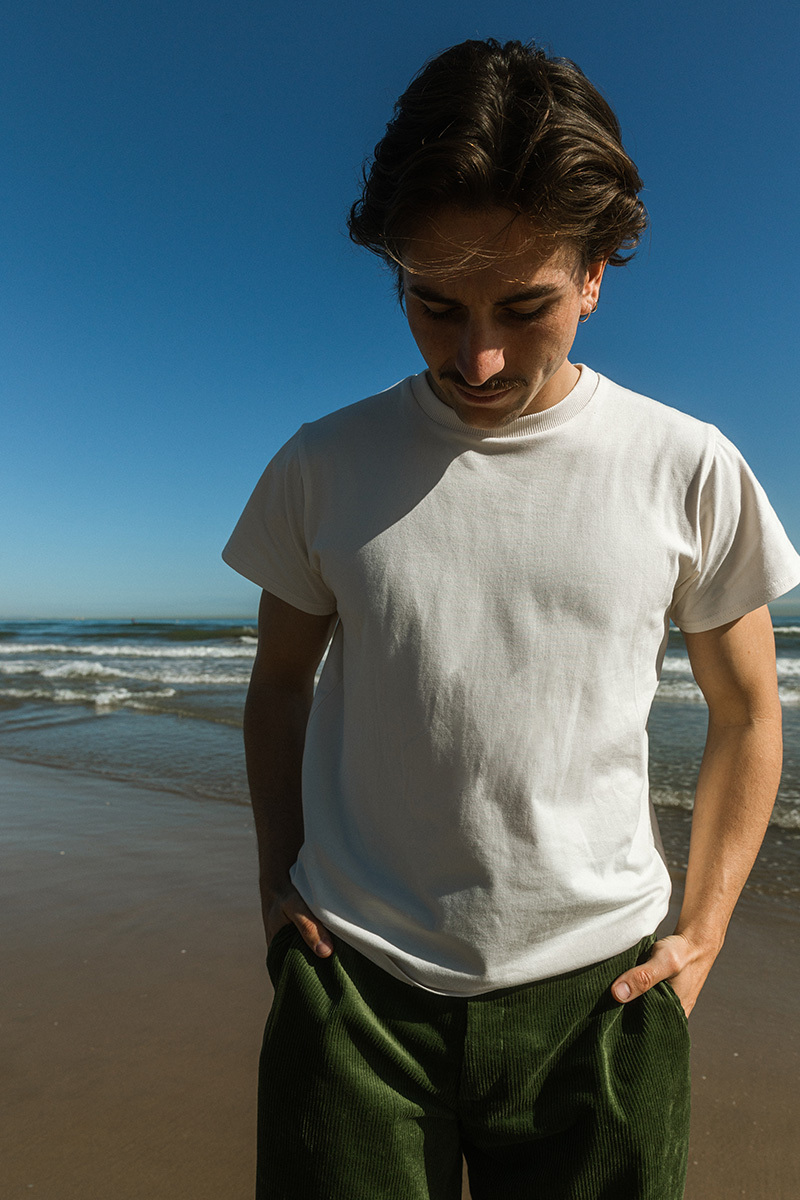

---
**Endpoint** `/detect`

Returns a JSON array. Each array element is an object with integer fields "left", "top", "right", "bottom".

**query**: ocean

[{"left": 2, "top": 616, "right": 799, "bottom": 904}]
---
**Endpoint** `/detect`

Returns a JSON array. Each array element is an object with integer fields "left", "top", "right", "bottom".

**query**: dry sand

[{"left": 2, "top": 757, "right": 798, "bottom": 1199}]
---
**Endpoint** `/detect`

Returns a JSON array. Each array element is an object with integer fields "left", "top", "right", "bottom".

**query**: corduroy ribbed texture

[{"left": 256, "top": 928, "right": 690, "bottom": 1199}]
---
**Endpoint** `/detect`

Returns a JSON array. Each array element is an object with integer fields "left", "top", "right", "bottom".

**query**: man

[{"left": 223, "top": 39, "right": 800, "bottom": 1200}]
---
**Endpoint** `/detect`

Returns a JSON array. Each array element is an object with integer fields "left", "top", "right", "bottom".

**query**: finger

[
  {"left": 611, "top": 940, "right": 680, "bottom": 1003},
  {"left": 282, "top": 893, "right": 334, "bottom": 958}
]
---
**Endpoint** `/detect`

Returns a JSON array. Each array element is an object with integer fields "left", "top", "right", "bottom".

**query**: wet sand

[{"left": 2, "top": 757, "right": 798, "bottom": 1199}]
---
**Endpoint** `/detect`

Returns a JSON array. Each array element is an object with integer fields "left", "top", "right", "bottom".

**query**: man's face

[{"left": 402, "top": 208, "right": 605, "bottom": 430}]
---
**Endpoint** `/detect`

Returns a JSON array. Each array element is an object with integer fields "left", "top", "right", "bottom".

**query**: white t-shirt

[{"left": 223, "top": 367, "right": 800, "bottom": 995}]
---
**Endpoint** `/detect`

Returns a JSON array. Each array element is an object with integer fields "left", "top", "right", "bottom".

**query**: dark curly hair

[{"left": 348, "top": 39, "right": 647, "bottom": 281}]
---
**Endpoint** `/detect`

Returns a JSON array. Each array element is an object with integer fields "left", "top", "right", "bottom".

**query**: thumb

[
  {"left": 611, "top": 941, "right": 675, "bottom": 1004},
  {"left": 283, "top": 892, "right": 334, "bottom": 959}
]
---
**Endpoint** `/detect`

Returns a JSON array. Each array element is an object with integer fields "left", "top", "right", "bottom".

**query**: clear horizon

[{"left": 4, "top": 599, "right": 800, "bottom": 623}]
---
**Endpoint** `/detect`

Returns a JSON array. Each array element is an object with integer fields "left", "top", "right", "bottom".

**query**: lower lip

[{"left": 453, "top": 386, "right": 515, "bottom": 405}]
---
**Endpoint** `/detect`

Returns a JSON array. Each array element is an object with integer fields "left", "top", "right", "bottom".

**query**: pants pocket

[
  {"left": 658, "top": 978, "right": 690, "bottom": 1025},
  {"left": 266, "top": 922, "right": 297, "bottom": 985}
]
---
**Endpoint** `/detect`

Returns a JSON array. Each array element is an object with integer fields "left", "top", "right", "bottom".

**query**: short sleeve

[
  {"left": 221, "top": 430, "right": 338, "bottom": 615},
  {"left": 670, "top": 429, "right": 800, "bottom": 633}
]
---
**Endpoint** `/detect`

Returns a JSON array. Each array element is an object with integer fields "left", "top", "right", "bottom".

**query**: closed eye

[
  {"left": 418, "top": 302, "right": 553, "bottom": 324},
  {"left": 503, "top": 304, "right": 552, "bottom": 323},
  {"left": 420, "top": 304, "right": 460, "bottom": 321}
]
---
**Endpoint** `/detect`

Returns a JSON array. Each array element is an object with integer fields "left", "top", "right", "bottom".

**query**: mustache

[{"left": 439, "top": 372, "right": 528, "bottom": 393}]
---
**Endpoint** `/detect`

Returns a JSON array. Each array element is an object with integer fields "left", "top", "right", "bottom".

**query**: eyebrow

[{"left": 406, "top": 283, "right": 560, "bottom": 306}]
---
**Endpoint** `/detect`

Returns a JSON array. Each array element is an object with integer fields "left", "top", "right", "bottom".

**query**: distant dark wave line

[{"left": 67, "top": 623, "right": 258, "bottom": 643}]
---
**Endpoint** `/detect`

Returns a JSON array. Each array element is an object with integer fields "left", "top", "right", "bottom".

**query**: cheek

[
  {"left": 406, "top": 316, "right": 428, "bottom": 356},
  {"left": 515, "top": 319, "right": 575, "bottom": 374},
  {"left": 409, "top": 321, "right": 452, "bottom": 364},
  {"left": 533, "top": 312, "right": 579, "bottom": 351}
]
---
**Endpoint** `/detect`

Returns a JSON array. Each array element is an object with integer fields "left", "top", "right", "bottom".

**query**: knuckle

[
  {"left": 635, "top": 967, "right": 655, "bottom": 991},
  {"left": 296, "top": 913, "right": 317, "bottom": 940}
]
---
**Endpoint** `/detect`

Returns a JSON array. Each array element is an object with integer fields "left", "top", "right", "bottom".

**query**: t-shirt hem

[{"left": 299, "top": 889, "right": 671, "bottom": 996}]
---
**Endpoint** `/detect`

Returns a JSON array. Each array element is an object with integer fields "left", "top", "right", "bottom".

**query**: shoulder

[
  {"left": 592, "top": 372, "right": 720, "bottom": 468},
  {"left": 596, "top": 373, "right": 715, "bottom": 439},
  {"left": 297, "top": 376, "right": 416, "bottom": 457}
]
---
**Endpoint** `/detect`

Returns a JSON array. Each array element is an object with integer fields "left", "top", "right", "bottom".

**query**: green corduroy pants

[{"left": 257, "top": 926, "right": 690, "bottom": 1199}]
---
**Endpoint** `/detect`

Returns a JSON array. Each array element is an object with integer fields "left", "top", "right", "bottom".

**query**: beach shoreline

[{"left": 3, "top": 756, "right": 799, "bottom": 1199}]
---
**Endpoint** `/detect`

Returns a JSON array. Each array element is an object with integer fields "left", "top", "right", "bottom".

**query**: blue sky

[{"left": 2, "top": 0, "right": 799, "bottom": 618}]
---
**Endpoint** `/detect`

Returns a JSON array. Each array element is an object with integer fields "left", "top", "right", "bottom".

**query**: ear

[{"left": 580, "top": 260, "right": 607, "bottom": 318}]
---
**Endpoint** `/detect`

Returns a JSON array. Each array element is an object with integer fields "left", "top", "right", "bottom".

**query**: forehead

[{"left": 401, "top": 206, "right": 582, "bottom": 292}]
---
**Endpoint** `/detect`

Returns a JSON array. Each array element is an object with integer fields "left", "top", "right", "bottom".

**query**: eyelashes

[
  {"left": 421, "top": 305, "right": 549, "bottom": 324},
  {"left": 502, "top": 308, "right": 549, "bottom": 323},
  {"left": 420, "top": 307, "right": 459, "bottom": 321}
]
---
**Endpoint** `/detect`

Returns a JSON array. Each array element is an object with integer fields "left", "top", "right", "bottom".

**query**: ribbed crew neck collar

[{"left": 410, "top": 365, "right": 599, "bottom": 440}]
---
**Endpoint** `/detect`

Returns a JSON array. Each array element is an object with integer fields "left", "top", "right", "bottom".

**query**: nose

[{"left": 454, "top": 320, "right": 505, "bottom": 385}]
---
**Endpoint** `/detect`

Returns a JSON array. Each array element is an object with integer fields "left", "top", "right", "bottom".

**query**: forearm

[
  {"left": 676, "top": 712, "right": 782, "bottom": 952},
  {"left": 612, "top": 607, "right": 782, "bottom": 1013},
  {"left": 243, "top": 678, "right": 313, "bottom": 906}
]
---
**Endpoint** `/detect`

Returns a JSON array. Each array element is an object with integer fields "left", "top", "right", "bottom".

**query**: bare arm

[
  {"left": 244, "top": 589, "right": 337, "bottom": 955},
  {"left": 612, "top": 605, "right": 782, "bottom": 1015}
]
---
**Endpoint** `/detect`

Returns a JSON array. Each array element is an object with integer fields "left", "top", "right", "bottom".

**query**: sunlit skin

[
  {"left": 402, "top": 207, "right": 606, "bottom": 430},
  {"left": 247, "top": 212, "right": 785, "bottom": 1023}
]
